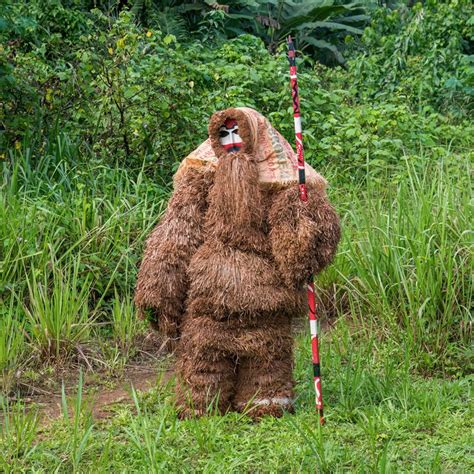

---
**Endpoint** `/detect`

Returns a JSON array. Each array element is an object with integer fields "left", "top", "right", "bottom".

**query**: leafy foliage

[
  {"left": 0, "top": 0, "right": 472, "bottom": 389},
  {"left": 346, "top": 0, "right": 474, "bottom": 115},
  {"left": 223, "top": 0, "right": 369, "bottom": 64}
]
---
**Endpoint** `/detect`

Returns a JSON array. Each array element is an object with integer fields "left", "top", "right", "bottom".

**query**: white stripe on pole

[
  {"left": 293, "top": 116, "right": 302, "bottom": 133},
  {"left": 310, "top": 319, "right": 318, "bottom": 336},
  {"left": 315, "top": 380, "right": 321, "bottom": 399}
]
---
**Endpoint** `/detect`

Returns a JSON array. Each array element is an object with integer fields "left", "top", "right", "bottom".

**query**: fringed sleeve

[
  {"left": 268, "top": 184, "right": 341, "bottom": 289},
  {"left": 134, "top": 167, "right": 212, "bottom": 343}
]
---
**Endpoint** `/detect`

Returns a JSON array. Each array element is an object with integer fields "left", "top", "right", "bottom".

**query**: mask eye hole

[
  {"left": 232, "top": 128, "right": 239, "bottom": 135},
  {"left": 219, "top": 130, "right": 229, "bottom": 138}
]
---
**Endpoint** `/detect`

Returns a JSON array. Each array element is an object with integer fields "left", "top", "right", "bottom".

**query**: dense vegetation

[{"left": 0, "top": 0, "right": 472, "bottom": 471}]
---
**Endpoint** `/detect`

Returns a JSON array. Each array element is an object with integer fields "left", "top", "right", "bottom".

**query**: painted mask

[{"left": 219, "top": 118, "right": 243, "bottom": 153}]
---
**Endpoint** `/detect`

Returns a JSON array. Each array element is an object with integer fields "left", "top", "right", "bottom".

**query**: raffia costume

[{"left": 135, "top": 107, "right": 340, "bottom": 418}]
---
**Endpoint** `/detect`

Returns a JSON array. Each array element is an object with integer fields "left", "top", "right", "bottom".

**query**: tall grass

[
  {"left": 0, "top": 136, "right": 471, "bottom": 384},
  {"left": 1, "top": 136, "right": 168, "bottom": 378},
  {"left": 332, "top": 156, "right": 472, "bottom": 372},
  {"left": 0, "top": 137, "right": 471, "bottom": 471},
  {"left": 110, "top": 290, "right": 144, "bottom": 354},
  {"left": 98, "top": 291, "right": 146, "bottom": 374},
  {"left": 0, "top": 302, "right": 26, "bottom": 392},
  {"left": 24, "top": 259, "right": 93, "bottom": 361}
]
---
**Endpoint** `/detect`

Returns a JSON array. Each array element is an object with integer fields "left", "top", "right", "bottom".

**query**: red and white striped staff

[{"left": 287, "top": 35, "right": 324, "bottom": 424}]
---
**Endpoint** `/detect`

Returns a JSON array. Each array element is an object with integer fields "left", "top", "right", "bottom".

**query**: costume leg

[
  {"left": 233, "top": 322, "right": 295, "bottom": 419},
  {"left": 175, "top": 320, "right": 237, "bottom": 418}
]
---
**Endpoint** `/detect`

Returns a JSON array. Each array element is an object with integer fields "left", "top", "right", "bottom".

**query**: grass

[
  {"left": 109, "top": 289, "right": 145, "bottom": 356},
  {"left": 2, "top": 326, "right": 471, "bottom": 472},
  {"left": 59, "top": 370, "right": 95, "bottom": 471},
  {"left": 332, "top": 154, "right": 472, "bottom": 373},
  {"left": 0, "top": 132, "right": 472, "bottom": 471},
  {"left": 24, "top": 259, "right": 93, "bottom": 361},
  {"left": 0, "top": 398, "right": 39, "bottom": 471},
  {"left": 0, "top": 301, "right": 26, "bottom": 393}
]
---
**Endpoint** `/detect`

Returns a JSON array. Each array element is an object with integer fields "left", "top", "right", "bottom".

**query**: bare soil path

[
  {"left": 27, "top": 363, "right": 173, "bottom": 427},
  {"left": 25, "top": 318, "right": 336, "bottom": 428}
]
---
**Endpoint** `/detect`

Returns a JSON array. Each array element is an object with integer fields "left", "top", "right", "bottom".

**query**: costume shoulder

[{"left": 174, "top": 140, "right": 217, "bottom": 184}]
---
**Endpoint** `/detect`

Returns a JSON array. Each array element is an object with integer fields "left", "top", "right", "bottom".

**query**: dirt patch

[
  {"left": 29, "top": 364, "right": 174, "bottom": 426},
  {"left": 17, "top": 330, "right": 174, "bottom": 426},
  {"left": 7, "top": 331, "right": 172, "bottom": 426},
  {"left": 19, "top": 319, "right": 336, "bottom": 428}
]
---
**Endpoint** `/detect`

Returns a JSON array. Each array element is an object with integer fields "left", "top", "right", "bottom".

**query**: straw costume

[{"left": 135, "top": 107, "right": 340, "bottom": 418}]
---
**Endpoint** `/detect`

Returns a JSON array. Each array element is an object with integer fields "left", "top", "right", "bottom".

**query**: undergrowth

[
  {"left": 0, "top": 1, "right": 472, "bottom": 470},
  {"left": 1, "top": 324, "right": 471, "bottom": 472},
  {"left": 0, "top": 138, "right": 471, "bottom": 393}
]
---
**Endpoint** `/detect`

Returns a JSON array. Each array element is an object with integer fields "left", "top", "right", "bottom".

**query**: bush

[
  {"left": 344, "top": 0, "right": 473, "bottom": 117},
  {"left": 0, "top": 0, "right": 472, "bottom": 377}
]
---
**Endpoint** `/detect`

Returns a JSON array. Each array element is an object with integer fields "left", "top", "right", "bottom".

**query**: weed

[
  {"left": 0, "top": 302, "right": 26, "bottom": 393},
  {"left": 24, "top": 259, "right": 94, "bottom": 362},
  {"left": 0, "top": 398, "right": 38, "bottom": 471},
  {"left": 123, "top": 387, "right": 169, "bottom": 472},
  {"left": 60, "top": 370, "right": 95, "bottom": 471}
]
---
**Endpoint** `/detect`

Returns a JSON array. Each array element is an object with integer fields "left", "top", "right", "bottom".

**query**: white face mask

[{"left": 219, "top": 119, "right": 243, "bottom": 153}]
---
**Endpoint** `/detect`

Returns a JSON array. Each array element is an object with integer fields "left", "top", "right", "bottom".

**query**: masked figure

[{"left": 135, "top": 107, "right": 340, "bottom": 418}]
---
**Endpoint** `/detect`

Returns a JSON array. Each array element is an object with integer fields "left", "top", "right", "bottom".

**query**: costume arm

[
  {"left": 134, "top": 167, "right": 211, "bottom": 342},
  {"left": 268, "top": 184, "right": 341, "bottom": 288}
]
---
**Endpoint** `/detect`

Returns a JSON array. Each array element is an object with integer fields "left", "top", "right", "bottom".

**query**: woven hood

[{"left": 175, "top": 107, "right": 327, "bottom": 191}]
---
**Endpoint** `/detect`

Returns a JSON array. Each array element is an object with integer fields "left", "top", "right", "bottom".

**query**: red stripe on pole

[
  {"left": 311, "top": 337, "right": 320, "bottom": 363},
  {"left": 314, "top": 340, "right": 320, "bottom": 365},
  {"left": 308, "top": 282, "right": 316, "bottom": 319}
]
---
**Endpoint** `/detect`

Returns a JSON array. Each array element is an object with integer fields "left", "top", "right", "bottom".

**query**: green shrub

[
  {"left": 345, "top": 0, "right": 473, "bottom": 117},
  {"left": 0, "top": 0, "right": 472, "bottom": 378},
  {"left": 2, "top": 1, "right": 471, "bottom": 176}
]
